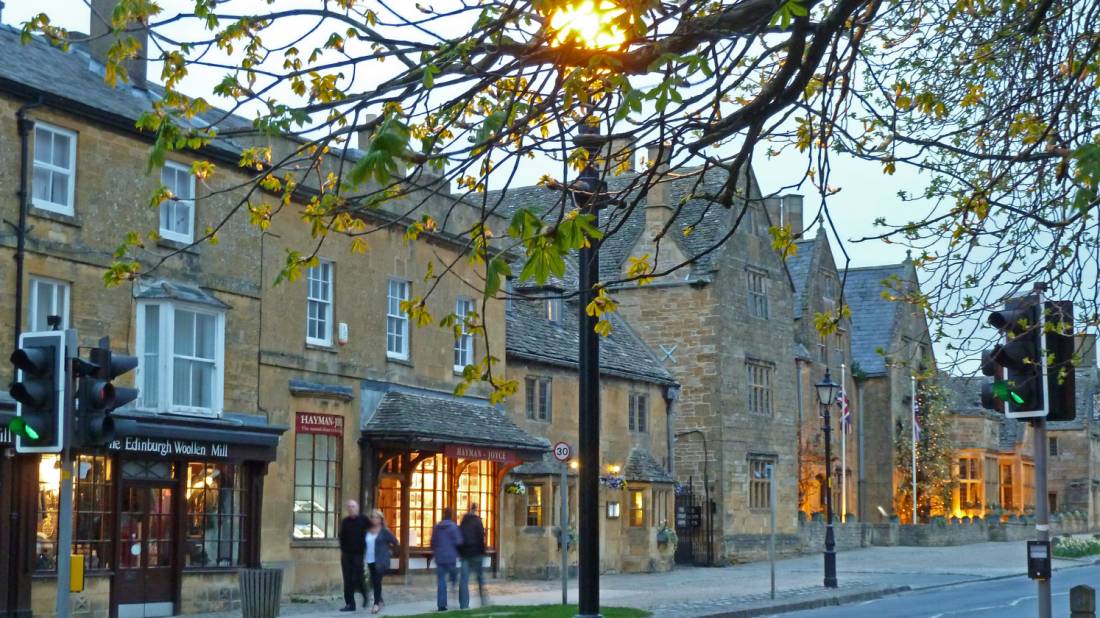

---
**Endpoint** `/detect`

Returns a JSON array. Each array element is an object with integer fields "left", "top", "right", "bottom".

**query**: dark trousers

[
  {"left": 367, "top": 562, "right": 385, "bottom": 604},
  {"left": 341, "top": 551, "right": 366, "bottom": 607}
]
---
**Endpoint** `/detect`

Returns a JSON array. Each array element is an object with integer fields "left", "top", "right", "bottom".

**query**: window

[
  {"left": 36, "top": 455, "right": 113, "bottom": 572},
  {"left": 958, "top": 457, "right": 981, "bottom": 508},
  {"left": 834, "top": 329, "right": 846, "bottom": 366},
  {"left": 821, "top": 273, "right": 836, "bottom": 301},
  {"left": 749, "top": 457, "right": 773, "bottom": 510},
  {"left": 32, "top": 123, "right": 76, "bottom": 215},
  {"left": 629, "top": 393, "right": 648, "bottom": 433},
  {"left": 294, "top": 432, "right": 341, "bottom": 539},
  {"left": 454, "top": 297, "right": 475, "bottom": 370},
  {"left": 137, "top": 302, "right": 225, "bottom": 415},
  {"left": 1023, "top": 463, "right": 1035, "bottom": 508},
  {"left": 457, "top": 460, "right": 496, "bottom": 548},
  {"left": 29, "top": 277, "right": 70, "bottom": 331},
  {"left": 742, "top": 205, "right": 755, "bottom": 235},
  {"left": 386, "top": 279, "right": 410, "bottom": 360},
  {"left": 185, "top": 463, "right": 248, "bottom": 567},
  {"left": 409, "top": 455, "right": 450, "bottom": 547},
  {"left": 818, "top": 336, "right": 828, "bottom": 364},
  {"left": 306, "top": 260, "right": 333, "bottom": 346},
  {"left": 159, "top": 162, "right": 195, "bottom": 243},
  {"left": 747, "top": 269, "right": 768, "bottom": 319},
  {"left": 546, "top": 297, "right": 562, "bottom": 322},
  {"left": 746, "top": 362, "right": 773, "bottom": 415},
  {"left": 526, "top": 484, "right": 543, "bottom": 527},
  {"left": 629, "top": 490, "right": 645, "bottom": 527},
  {"left": 1048, "top": 492, "right": 1058, "bottom": 514},
  {"left": 1049, "top": 437, "right": 1059, "bottom": 457},
  {"left": 1000, "top": 463, "right": 1014, "bottom": 510},
  {"left": 525, "top": 376, "right": 552, "bottom": 421}
]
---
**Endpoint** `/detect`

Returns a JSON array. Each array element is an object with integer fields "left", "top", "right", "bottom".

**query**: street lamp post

[{"left": 815, "top": 370, "right": 840, "bottom": 589}]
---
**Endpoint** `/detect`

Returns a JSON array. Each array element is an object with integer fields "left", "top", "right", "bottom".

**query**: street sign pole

[
  {"left": 768, "top": 463, "right": 776, "bottom": 600},
  {"left": 552, "top": 441, "right": 572, "bottom": 606},
  {"left": 1034, "top": 287, "right": 1052, "bottom": 618}
]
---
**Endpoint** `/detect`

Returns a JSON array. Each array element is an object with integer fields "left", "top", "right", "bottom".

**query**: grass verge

[{"left": 400, "top": 605, "right": 649, "bottom": 617}]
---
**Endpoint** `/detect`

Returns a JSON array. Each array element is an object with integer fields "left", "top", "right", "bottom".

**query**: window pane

[
  {"left": 173, "top": 358, "right": 190, "bottom": 407},
  {"left": 196, "top": 313, "right": 216, "bottom": 359},
  {"left": 52, "top": 132, "right": 71, "bottom": 168},
  {"left": 32, "top": 165, "right": 51, "bottom": 202},
  {"left": 35, "top": 127, "right": 53, "bottom": 164},
  {"left": 51, "top": 172, "right": 68, "bottom": 208},
  {"left": 175, "top": 310, "right": 195, "bottom": 356}
]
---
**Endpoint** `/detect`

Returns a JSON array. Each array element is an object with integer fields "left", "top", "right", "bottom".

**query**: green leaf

[{"left": 485, "top": 256, "right": 512, "bottom": 298}]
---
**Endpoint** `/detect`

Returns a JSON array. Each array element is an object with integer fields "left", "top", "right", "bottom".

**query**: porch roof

[{"left": 362, "top": 390, "right": 548, "bottom": 456}]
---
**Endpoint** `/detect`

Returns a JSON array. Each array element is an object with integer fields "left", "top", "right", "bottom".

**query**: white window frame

[
  {"left": 135, "top": 300, "right": 225, "bottom": 417},
  {"left": 453, "top": 297, "right": 475, "bottom": 371},
  {"left": 28, "top": 277, "right": 71, "bottom": 331},
  {"left": 306, "top": 260, "right": 334, "bottom": 346},
  {"left": 31, "top": 123, "right": 77, "bottom": 216},
  {"left": 386, "top": 279, "right": 410, "bottom": 360},
  {"left": 159, "top": 161, "right": 196, "bottom": 243},
  {"left": 546, "top": 297, "right": 562, "bottom": 322}
]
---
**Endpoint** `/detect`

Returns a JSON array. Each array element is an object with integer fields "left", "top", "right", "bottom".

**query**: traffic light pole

[
  {"left": 56, "top": 330, "right": 77, "bottom": 618},
  {"left": 1033, "top": 419, "right": 1051, "bottom": 618}
]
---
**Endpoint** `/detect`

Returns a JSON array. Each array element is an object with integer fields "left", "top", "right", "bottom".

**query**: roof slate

[
  {"left": 363, "top": 390, "right": 547, "bottom": 452},
  {"left": 624, "top": 447, "right": 675, "bottom": 483},
  {"left": 845, "top": 263, "right": 911, "bottom": 376},
  {"left": 787, "top": 237, "right": 819, "bottom": 319}
]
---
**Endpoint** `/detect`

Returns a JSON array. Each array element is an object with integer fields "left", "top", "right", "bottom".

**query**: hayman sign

[
  {"left": 443, "top": 444, "right": 520, "bottom": 464},
  {"left": 296, "top": 412, "right": 345, "bottom": 436}
]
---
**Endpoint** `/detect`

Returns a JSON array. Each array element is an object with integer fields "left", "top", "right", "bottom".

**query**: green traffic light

[
  {"left": 8, "top": 417, "right": 39, "bottom": 440},
  {"left": 1010, "top": 391, "right": 1025, "bottom": 405},
  {"left": 990, "top": 381, "right": 1026, "bottom": 405}
]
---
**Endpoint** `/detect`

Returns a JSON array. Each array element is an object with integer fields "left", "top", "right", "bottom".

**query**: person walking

[
  {"left": 364, "top": 509, "right": 399, "bottom": 614},
  {"left": 338, "top": 500, "right": 370, "bottom": 611},
  {"left": 458, "top": 503, "right": 488, "bottom": 609},
  {"left": 430, "top": 508, "right": 463, "bottom": 611}
]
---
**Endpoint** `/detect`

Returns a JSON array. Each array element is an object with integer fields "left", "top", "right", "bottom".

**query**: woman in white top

[{"left": 364, "top": 509, "right": 399, "bottom": 614}]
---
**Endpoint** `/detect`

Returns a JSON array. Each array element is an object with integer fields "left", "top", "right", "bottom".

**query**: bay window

[{"left": 137, "top": 301, "right": 225, "bottom": 416}]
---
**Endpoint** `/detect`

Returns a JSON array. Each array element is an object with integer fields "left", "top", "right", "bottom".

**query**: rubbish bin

[{"left": 239, "top": 568, "right": 283, "bottom": 618}]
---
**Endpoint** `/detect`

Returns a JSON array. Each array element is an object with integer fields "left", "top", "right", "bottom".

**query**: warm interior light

[
  {"left": 609, "top": 464, "right": 621, "bottom": 475},
  {"left": 39, "top": 455, "right": 61, "bottom": 492},
  {"left": 548, "top": 1, "right": 628, "bottom": 50},
  {"left": 569, "top": 460, "right": 579, "bottom": 470}
]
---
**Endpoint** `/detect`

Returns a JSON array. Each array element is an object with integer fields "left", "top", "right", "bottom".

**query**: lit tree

[
  {"left": 20, "top": 0, "right": 1100, "bottom": 395},
  {"left": 894, "top": 378, "right": 955, "bottom": 523}
]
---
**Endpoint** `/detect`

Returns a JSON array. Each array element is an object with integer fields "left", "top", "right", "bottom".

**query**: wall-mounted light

[
  {"left": 569, "top": 460, "right": 579, "bottom": 470},
  {"left": 609, "top": 464, "right": 621, "bottom": 475},
  {"left": 606, "top": 502, "right": 621, "bottom": 519}
]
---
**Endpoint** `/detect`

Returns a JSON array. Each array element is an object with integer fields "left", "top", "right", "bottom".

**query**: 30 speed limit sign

[{"left": 553, "top": 442, "right": 572, "bottom": 462}]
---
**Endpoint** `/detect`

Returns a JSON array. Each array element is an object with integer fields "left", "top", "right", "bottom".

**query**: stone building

[
  {"left": 493, "top": 150, "right": 803, "bottom": 564},
  {"left": 502, "top": 270, "right": 678, "bottom": 576},
  {"left": 1044, "top": 335, "right": 1100, "bottom": 525},
  {"left": 784, "top": 228, "right": 859, "bottom": 521},
  {"left": 0, "top": 12, "right": 551, "bottom": 618},
  {"left": 845, "top": 259, "right": 935, "bottom": 522}
]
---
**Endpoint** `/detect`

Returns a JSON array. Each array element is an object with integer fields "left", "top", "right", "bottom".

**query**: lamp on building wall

[{"left": 815, "top": 369, "right": 840, "bottom": 589}]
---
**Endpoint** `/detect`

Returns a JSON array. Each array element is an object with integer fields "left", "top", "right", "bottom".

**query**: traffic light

[
  {"left": 1044, "top": 301, "right": 1076, "bottom": 422},
  {"left": 75, "top": 338, "right": 138, "bottom": 447},
  {"left": 9, "top": 330, "right": 68, "bottom": 452},
  {"left": 981, "top": 295, "right": 1044, "bottom": 418}
]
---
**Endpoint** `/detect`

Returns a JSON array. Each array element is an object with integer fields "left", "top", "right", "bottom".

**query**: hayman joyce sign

[{"left": 443, "top": 444, "right": 520, "bottom": 464}]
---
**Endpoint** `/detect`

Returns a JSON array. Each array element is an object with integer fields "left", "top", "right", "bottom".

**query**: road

[{"left": 781, "top": 562, "right": 1100, "bottom": 617}]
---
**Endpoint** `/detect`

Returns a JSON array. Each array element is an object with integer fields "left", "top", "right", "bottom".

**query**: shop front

[
  {"left": 360, "top": 387, "right": 547, "bottom": 575},
  {"left": 26, "top": 411, "right": 283, "bottom": 618}
]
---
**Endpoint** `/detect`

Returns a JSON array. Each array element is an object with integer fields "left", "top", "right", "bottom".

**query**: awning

[
  {"left": 109, "top": 410, "right": 286, "bottom": 462},
  {"left": 361, "top": 387, "right": 547, "bottom": 461}
]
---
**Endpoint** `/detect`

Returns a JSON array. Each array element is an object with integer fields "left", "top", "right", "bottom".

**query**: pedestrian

[
  {"left": 430, "top": 507, "right": 464, "bottom": 611},
  {"left": 458, "top": 502, "right": 488, "bottom": 609},
  {"left": 364, "top": 509, "right": 399, "bottom": 614},
  {"left": 338, "top": 500, "right": 370, "bottom": 611}
]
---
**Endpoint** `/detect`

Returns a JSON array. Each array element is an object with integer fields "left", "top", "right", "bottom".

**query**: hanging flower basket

[
  {"left": 505, "top": 480, "right": 527, "bottom": 495},
  {"left": 600, "top": 475, "right": 627, "bottom": 490}
]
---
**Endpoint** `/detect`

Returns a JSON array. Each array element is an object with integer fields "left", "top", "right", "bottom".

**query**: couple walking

[
  {"left": 339, "top": 500, "right": 398, "bottom": 614},
  {"left": 431, "top": 504, "right": 488, "bottom": 612}
]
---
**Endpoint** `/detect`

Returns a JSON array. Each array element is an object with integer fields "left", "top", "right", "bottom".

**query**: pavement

[{"left": 190, "top": 541, "right": 1094, "bottom": 617}]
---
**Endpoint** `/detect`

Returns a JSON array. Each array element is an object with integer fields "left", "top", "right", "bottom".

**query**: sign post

[{"left": 553, "top": 442, "right": 571, "bottom": 605}]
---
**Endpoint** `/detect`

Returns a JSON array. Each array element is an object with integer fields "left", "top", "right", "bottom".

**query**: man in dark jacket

[
  {"left": 338, "top": 500, "right": 369, "bottom": 611},
  {"left": 430, "top": 508, "right": 463, "bottom": 611},
  {"left": 458, "top": 503, "right": 488, "bottom": 609}
]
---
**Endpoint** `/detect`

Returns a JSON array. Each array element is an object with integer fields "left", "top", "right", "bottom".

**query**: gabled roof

[
  {"left": 488, "top": 165, "right": 758, "bottom": 281},
  {"left": 845, "top": 262, "right": 912, "bottom": 376},
  {"left": 624, "top": 447, "right": 675, "bottom": 483},
  {"left": 506, "top": 265, "right": 676, "bottom": 385},
  {"left": 362, "top": 389, "right": 547, "bottom": 453},
  {"left": 787, "top": 235, "right": 821, "bottom": 319}
]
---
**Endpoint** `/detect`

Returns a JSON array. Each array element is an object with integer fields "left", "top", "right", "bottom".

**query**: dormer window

[{"left": 546, "top": 297, "right": 562, "bottom": 322}]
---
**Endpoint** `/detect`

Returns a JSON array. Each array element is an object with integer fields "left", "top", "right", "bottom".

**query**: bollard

[{"left": 1071, "top": 584, "right": 1095, "bottom": 618}]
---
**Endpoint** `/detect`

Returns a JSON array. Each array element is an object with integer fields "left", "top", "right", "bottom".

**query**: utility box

[{"left": 1027, "top": 540, "right": 1052, "bottom": 580}]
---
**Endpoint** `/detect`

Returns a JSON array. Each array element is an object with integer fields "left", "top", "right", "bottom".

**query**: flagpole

[
  {"left": 840, "top": 363, "right": 847, "bottom": 524},
  {"left": 911, "top": 375, "right": 918, "bottom": 524}
]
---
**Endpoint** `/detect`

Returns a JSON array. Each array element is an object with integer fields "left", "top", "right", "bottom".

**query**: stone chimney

[
  {"left": 357, "top": 114, "right": 379, "bottom": 151},
  {"left": 645, "top": 143, "right": 672, "bottom": 214},
  {"left": 780, "top": 193, "right": 804, "bottom": 237},
  {"left": 605, "top": 137, "right": 634, "bottom": 173},
  {"left": 1077, "top": 334, "right": 1097, "bottom": 369},
  {"left": 89, "top": 0, "right": 148, "bottom": 88}
]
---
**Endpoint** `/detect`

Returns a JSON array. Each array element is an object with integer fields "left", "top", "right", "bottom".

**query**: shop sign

[
  {"left": 296, "top": 412, "right": 345, "bottom": 436},
  {"left": 107, "top": 436, "right": 231, "bottom": 459},
  {"left": 444, "top": 443, "right": 519, "bottom": 464}
]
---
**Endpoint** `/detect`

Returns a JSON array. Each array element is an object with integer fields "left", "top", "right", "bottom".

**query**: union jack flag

[{"left": 837, "top": 389, "right": 852, "bottom": 435}]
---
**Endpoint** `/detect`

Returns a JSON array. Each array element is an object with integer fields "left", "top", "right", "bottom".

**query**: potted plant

[
  {"left": 599, "top": 475, "right": 627, "bottom": 490},
  {"left": 656, "top": 522, "right": 678, "bottom": 548},
  {"left": 505, "top": 480, "right": 527, "bottom": 495}
]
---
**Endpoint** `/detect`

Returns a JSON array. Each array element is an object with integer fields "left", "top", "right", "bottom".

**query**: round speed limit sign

[{"left": 553, "top": 442, "right": 572, "bottom": 462}]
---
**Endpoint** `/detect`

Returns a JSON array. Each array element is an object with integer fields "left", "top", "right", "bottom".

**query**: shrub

[{"left": 1052, "top": 536, "right": 1100, "bottom": 558}]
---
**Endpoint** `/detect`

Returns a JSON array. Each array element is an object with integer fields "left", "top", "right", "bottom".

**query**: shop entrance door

[{"left": 117, "top": 483, "right": 176, "bottom": 618}]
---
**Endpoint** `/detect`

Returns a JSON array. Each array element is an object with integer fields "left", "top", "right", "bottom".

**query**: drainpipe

[
  {"left": 664, "top": 384, "right": 680, "bottom": 475},
  {"left": 794, "top": 358, "right": 805, "bottom": 511},
  {"left": 13, "top": 101, "right": 42, "bottom": 347},
  {"left": 856, "top": 379, "right": 866, "bottom": 522}
]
